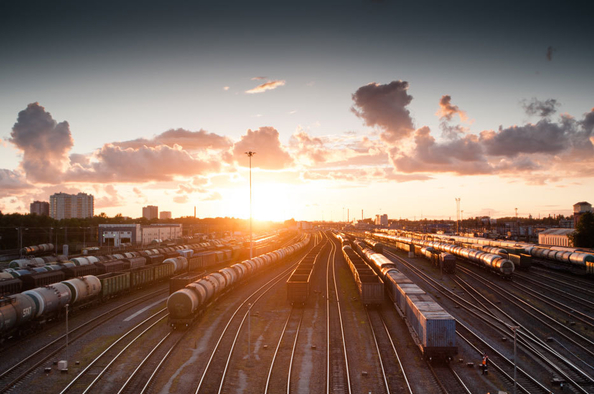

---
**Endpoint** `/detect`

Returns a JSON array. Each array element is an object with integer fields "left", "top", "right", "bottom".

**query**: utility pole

[
  {"left": 455, "top": 198, "right": 461, "bottom": 234},
  {"left": 245, "top": 151, "right": 256, "bottom": 259}
]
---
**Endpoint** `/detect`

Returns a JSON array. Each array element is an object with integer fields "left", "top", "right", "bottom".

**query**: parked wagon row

[
  {"left": 0, "top": 257, "right": 184, "bottom": 341},
  {"left": 340, "top": 241, "right": 384, "bottom": 306},
  {"left": 286, "top": 236, "right": 326, "bottom": 305},
  {"left": 368, "top": 232, "right": 515, "bottom": 278},
  {"left": 167, "top": 234, "right": 312, "bottom": 328},
  {"left": 352, "top": 240, "right": 457, "bottom": 361}
]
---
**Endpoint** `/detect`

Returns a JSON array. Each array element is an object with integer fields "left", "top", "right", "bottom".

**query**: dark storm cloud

[
  {"left": 232, "top": 127, "right": 293, "bottom": 170},
  {"left": 522, "top": 98, "right": 560, "bottom": 117},
  {"left": 480, "top": 120, "right": 570, "bottom": 157},
  {"left": 66, "top": 144, "right": 221, "bottom": 182},
  {"left": 351, "top": 81, "right": 414, "bottom": 143},
  {"left": 9, "top": 102, "right": 73, "bottom": 183},
  {"left": 546, "top": 46, "right": 556, "bottom": 61},
  {"left": 113, "top": 128, "right": 232, "bottom": 150}
]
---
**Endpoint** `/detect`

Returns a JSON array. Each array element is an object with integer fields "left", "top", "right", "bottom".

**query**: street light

[{"left": 245, "top": 151, "right": 256, "bottom": 259}]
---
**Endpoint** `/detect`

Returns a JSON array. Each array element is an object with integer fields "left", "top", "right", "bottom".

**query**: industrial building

[
  {"left": 538, "top": 228, "right": 574, "bottom": 247},
  {"left": 573, "top": 201, "right": 592, "bottom": 228},
  {"left": 50, "top": 192, "right": 94, "bottom": 220},
  {"left": 99, "top": 223, "right": 183, "bottom": 247},
  {"left": 30, "top": 201, "right": 49, "bottom": 216},
  {"left": 375, "top": 214, "right": 388, "bottom": 227},
  {"left": 143, "top": 205, "right": 158, "bottom": 220}
]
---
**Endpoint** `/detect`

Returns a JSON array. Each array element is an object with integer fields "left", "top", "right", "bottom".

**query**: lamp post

[{"left": 245, "top": 151, "right": 256, "bottom": 259}]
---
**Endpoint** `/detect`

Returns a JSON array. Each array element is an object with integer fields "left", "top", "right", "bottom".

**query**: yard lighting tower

[{"left": 245, "top": 151, "right": 256, "bottom": 259}]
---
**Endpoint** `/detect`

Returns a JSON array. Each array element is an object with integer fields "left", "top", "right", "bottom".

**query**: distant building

[
  {"left": 375, "top": 214, "right": 388, "bottom": 226},
  {"left": 573, "top": 201, "right": 592, "bottom": 228},
  {"left": 538, "top": 228, "right": 574, "bottom": 247},
  {"left": 160, "top": 211, "right": 172, "bottom": 219},
  {"left": 559, "top": 217, "right": 574, "bottom": 228},
  {"left": 30, "top": 201, "right": 49, "bottom": 216},
  {"left": 99, "top": 223, "right": 183, "bottom": 247},
  {"left": 143, "top": 205, "right": 158, "bottom": 220},
  {"left": 50, "top": 192, "right": 94, "bottom": 220}
]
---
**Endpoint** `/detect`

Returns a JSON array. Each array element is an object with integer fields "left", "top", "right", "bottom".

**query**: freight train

[
  {"left": 0, "top": 256, "right": 189, "bottom": 341},
  {"left": 396, "top": 232, "right": 593, "bottom": 274},
  {"left": 0, "top": 241, "right": 245, "bottom": 297},
  {"left": 167, "top": 234, "right": 311, "bottom": 328},
  {"left": 344, "top": 236, "right": 457, "bottom": 360},
  {"left": 368, "top": 232, "right": 515, "bottom": 278}
]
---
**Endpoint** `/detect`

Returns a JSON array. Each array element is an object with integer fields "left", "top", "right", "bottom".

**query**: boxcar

[
  {"left": 0, "top": 278, "right": 23, "bottom": 296},
  {"left": 21, "top": 271, "right": 66, "bottom": 291},
  {"left": 130, "top": 265, "right": 154, "bottom": 288},
  {"left": 98, "top": 272, "right": 130, "bottom": 299}
]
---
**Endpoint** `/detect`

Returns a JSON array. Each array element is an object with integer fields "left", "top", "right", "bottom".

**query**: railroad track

[
  {"left": 0, "top": 288, "right": 169, "bottom": 393},
  {"left": 383, "top": 248, "right": 557, "bottom": 394},
  {"left": 326, "top": 236, "right": 351, "bottom": 394},
  {"left": 192, "top": 243, "right": 316, "bottom": 394},
  {"left": 365, "top": 309, "right": 413, "bottom": 394},
  {"left": 528, "top": 266, "right": 594, "bottom": 293},
  {"left": 514, "top": 271, "right": 594, "bottom": 310},
  {"left": 263, "top": 307, "right": 304, "bottom": 394},
  {"left": 57, "top": 309, "right": 168, "bottom": 394},
  {"left": 456, "top": 265, "right": 594, "bottom": 392}
]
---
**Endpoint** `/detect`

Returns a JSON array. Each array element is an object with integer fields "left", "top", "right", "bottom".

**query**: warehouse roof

[{"left": 539, "top": 228, "right": 574, "bottom": 235}]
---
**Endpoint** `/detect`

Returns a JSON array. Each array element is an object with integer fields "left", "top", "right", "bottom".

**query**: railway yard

[{"left": 0, "top": 230, "right": 593, "bottom": 393}]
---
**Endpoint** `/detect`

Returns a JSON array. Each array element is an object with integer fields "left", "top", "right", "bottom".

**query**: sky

[{"left": 1, "top": 0, "right": 593, "bottom": 222}]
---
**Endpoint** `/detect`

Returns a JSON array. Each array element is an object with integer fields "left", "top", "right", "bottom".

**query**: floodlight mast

[{"left": 245, "top": 151, "right": 256, "bottom": 259}]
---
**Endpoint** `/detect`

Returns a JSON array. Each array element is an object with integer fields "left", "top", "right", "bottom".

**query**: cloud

[
  {"left": 223, "top": 86, "right": 230, "bottom": 91},
  {"left": 9, "top": 102, "right": 73, "bottom": 183},
  {"left": 522, "top": 98, "right": 560, "bottom": 118},
  {"left": 436, "top": 95, "right": 467, "bottom": 122},
  {"left": 480, "top": 120, "right": 570, "bottom": 157},
  {"left": 133, "top": 187, "right": 144, "bottom": 197},
  {"left": 393, "top": 127, "right": 492, "bottom": 175},
  {"left": 251, "top": 76, "right": 267, "bottom": 80},
  {"left": 66, "top": 144, "right": 221, "bottom": 182},
  {"left": 351, "top": 81, "right": 414, "bottom": 143},
  {"left": 389, "top": 107, "right": 594, "bottom": 179},
  {"left": 245, "top": 80, "right": 286, "bottom": 94},
  {"left": 95, "top": 185, "right": 124, "bottom": 208},
  {"left": 173, "top": 195, "right": 189, "bottom": 204},
  {"left": 201, "top": 192, "right": 222, "bottom": 201},
  {"left": 112, "top": 128, "right": 232, "bottom": 151},
  {"left": 289, "top": 130, "right": 331, "bottom": 165},
  {"left": 0, "top": 169, "right": 32, "bottom": 197},
  {"left": 232, "top": 127, "right": 293, "bottom": 169},
  {"left": 546, "top": 46, "right": 556, "bottom": 61}
]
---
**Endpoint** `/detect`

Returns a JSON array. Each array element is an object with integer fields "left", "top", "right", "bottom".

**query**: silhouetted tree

[{"left": 569, "top": 212, "right": 594, "bottom": 248}]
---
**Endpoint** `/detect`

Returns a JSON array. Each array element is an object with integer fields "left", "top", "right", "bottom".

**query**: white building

[
  {"left": 50, "top": 192, "right": 94, "bottom": 220},
  {"left": 99, "top": 223, "right": 183, "bottom": 247},
  {"left": 375, "top": 214, "right": 388, "bottom": 226},
  {"left": 538, "top": 228, "right": 574, "bottom": 247}
]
